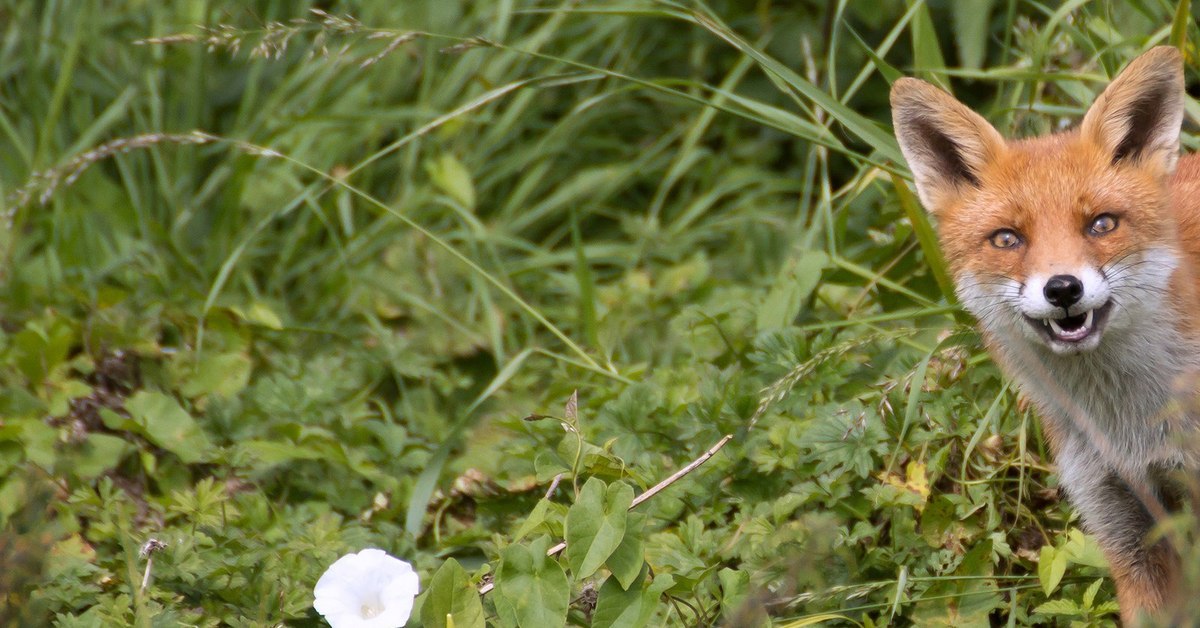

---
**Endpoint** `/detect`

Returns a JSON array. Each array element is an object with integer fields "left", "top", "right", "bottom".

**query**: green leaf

[
  {"left": 800, "top": 401, "right": 887, "bottom": 479},
  {"left": 606, "top": 512, "right": 646, "bottom": 590},
  {"left": 419, "top": 558, "right": 485, "bottom": 628},
  {"left": 236, "top": 439, "right": 325, "bottom": 468},
  {"left": 565, "top": 478, "right": 633, "bottom": 579},
  {"left": 124, "top": 391, "right": 212, "bottom": 464},
  {"left": 570, "top": 209, "right": 600, "bottom": 349},
  {"left": 9, "top": 319, "right": 74, "bottom": 384},
  {"left": 513, "top": 499, "right": 553, "bottom": 543},
  {"left": 1032, "top": 599, "right": 1081, "bottom": 616},
  {"left": 592, "top": 568, "right": 650, "bottom": 628},
  {"left": 493, "top": 536, "right": 570, "bottom": 628},
  {"left": 427, "top": 153, "right": 476, "bottom": 210},
  {"left": 1061, "top": 528, "right": 1108, "bottom": 569},
  {"left": 919, "top": 495, "right": 955, "bottom": 547},
  {"left": 1038, "top": 545, "right": 1067, "bottom": 596},
  {"left": 72, "top": 433, "right": 131, "bottom": 479},
  {"left": 1082, "top": 578, "right": 1103, "bottom": 609},
  {"left": 910, "top": 540, "right": 999, "bottom": 626},
  {"left": 0, "top": 387, "right": 45, "bottom": 418},
  {"left": 645, "top": 573, "right": 675, "bottom": 599},
  {"left": 229, "top": 302, "right": 284, "bottom": 330},
  {"left": 13, "top": 418, "right": 57, "bottom": 470},
  {"left": 593, "top": 570, "right": 675, "bottom": 628},
  {"left": 756, "top": 250, "right": 826, "bottom": 331},
  {"left": 717, "top": 568, "right": 751, "bottom": 619},
  {"left": 178, "top": 351, "right": 252, "bottom": 399}
]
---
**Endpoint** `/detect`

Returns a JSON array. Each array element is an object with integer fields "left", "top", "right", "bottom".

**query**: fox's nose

[{"left": 1043, "top": 275, "right": 1083, "bottom": 308}]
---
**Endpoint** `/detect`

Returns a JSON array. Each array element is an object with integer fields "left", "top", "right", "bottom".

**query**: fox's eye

[
  {"left": 1089, "top": 214, "right": 1118, "bottom": 235},
  {"left": 989, "top": 229, "right": 1021, "bottom": 249}
]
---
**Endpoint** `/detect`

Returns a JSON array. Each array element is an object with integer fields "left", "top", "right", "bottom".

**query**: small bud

[{"left": 139, "top": 538, "right": 168, "bottom": 559}]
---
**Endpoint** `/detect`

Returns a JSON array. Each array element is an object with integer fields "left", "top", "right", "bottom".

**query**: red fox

[{"left": 891, "top": 47, "right": 1200, "bottom": 623}]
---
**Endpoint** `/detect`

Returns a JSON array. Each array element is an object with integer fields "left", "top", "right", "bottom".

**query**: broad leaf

[
  {"left": 420, "top": 558, "right": 484, "bottom": 628},
  {"left": 593, "top": 568, "right": 649, "bottom": 628},
  {"left": 1038, "top": 545, "right": 1068, "bottom": 596},
  {"left": 756, "top": 250, "right": 826, "bottom": 331},
  {"left": 718, "top": 568, "right": 750, "bottom": 618},
  {"left": 178, "top": 351, "right": 252, "bottom": 399},
  {"left": 606, "top": 512, "right": 646, "bottom": 590},
  {"left": 73, "top": 433, "right": 131, "bottom": 479},
  {"left": 124, "top": 391, "right": 212, "bottom": 464},
  {"left": 493, "top": 536, "right": 569, "bottom": 628},
  {"left": 594, "top": 569, "right": 674, "bottom": 628},
  {"left": 565, "top": 478, "right": 633, "bottom": 579}
]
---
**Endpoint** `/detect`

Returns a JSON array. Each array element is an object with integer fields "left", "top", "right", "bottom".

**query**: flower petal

[
  {"left": 318, "top": 609, "right": 373, "bottom": 628},
  {"left": 377, "top": 572, "right": 419, "bottom": 625},
  {"left": 382, "top": 570, "right": 420, "bottom": 602},
  {"left": 314, "top": 548, "right": 420, "bottom": 628},
  {"left": 313, "top": 582, "right": 359, "bottom": 616}
]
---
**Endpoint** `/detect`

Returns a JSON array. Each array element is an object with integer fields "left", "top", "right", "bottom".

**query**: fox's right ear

[{"left": 891, "top": 78, "right": 1005, "bottom": 212}]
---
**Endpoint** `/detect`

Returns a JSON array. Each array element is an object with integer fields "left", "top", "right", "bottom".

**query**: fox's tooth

[
  {"left": 1048, "top": 319, "right": 1064, "bottom": 335},
  {"left": 1084, "top": 309, "right": 1094, "bottom": 328}
]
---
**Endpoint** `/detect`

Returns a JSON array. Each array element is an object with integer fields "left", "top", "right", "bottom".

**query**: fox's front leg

[{"left": 1055, "top": 448, "right": 1181, "bottom": 624}]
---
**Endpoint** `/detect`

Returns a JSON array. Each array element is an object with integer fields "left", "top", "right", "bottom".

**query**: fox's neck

[{"left": 1001, "top": 321, "right": 1199, "bottom": 472}]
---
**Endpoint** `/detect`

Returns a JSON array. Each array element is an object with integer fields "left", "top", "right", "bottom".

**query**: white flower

[{"left": 313, "top": 548, "right": 420, "bottom": 628}]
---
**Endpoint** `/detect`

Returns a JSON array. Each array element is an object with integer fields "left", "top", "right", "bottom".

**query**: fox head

[{"left": 891, "top": 47, "right": 1186, "bottom": 356}]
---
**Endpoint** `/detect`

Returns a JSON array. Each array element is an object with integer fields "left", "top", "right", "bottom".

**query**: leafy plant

[{"left": 2, "top": 0, "right": 1198, "bottom": 626}]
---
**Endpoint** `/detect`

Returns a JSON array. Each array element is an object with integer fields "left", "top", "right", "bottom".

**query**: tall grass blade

[
  {"left": 1170, "top": 0, "right": 1191, "bottom": 49},
  {"left": 952, "top": 0, "right": 998, "bottom": 71},
  {"left": 890, "top": 173, "right": 955, "bottom": 305},
  {"left": 677, "top": 7, "right": 904, "bottom": 162},
  {"left": 909, "top": 0, "right": 948, "bottom": 90}
]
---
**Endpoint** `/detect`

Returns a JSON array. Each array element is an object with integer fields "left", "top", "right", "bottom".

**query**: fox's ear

[
  {"left": 891, "top": 78, "right": 1005, "bottom": 212},
  {"left": 1080, "top": 46, "right": 1184, "bottom": 174}
]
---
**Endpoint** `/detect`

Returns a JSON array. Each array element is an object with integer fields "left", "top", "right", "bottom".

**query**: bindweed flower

[{"left": 314, "top": 548, "right": 420, "bottom": 628}]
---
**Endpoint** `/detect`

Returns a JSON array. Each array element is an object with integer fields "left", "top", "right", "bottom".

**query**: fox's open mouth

[{"left": 1024, "top": 301, "right": 1113, "bottom": 347}]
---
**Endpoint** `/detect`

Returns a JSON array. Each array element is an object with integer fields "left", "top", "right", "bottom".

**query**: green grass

[{"left": 0, "top": 0, "right": 1197, "bottom": 626}]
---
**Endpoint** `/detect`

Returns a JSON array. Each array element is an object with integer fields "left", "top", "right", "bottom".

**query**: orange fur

[{"left": 892, "top": 47, "right": 1199, "bottom": 625}]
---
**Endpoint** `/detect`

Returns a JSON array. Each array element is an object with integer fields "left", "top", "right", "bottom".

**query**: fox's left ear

[{"left": 1081, "top": 46, "right": 1184, "bottom": 174}]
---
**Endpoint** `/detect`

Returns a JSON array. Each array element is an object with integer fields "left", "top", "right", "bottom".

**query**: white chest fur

[{"left": 1006, "top": 319, "right": 1199, "bottom": 480}]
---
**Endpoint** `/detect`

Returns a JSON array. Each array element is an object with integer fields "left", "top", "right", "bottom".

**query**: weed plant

[{"left": 0, "top": 1, "right": 1196, "bottom": 626}]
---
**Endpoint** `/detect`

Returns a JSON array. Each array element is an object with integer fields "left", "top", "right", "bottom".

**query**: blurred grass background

[{"left": 0, "top": 0, "right": 1196, "bottom": 625}]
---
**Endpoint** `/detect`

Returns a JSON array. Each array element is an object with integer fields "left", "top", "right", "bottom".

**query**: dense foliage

[{"left": 0, "top": 1, "right": 1196, "bottom": 626}]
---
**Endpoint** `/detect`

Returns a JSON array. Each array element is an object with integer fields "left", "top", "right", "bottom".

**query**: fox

[{"left": 891, "top": 46, "right": 1200, "bottom": 624}]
